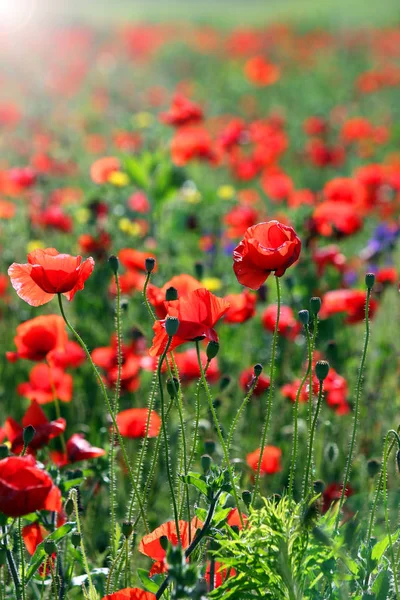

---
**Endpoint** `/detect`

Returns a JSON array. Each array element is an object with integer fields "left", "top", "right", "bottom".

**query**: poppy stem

[
  {"left": 3, "top": 525, "right": 22, "bottom": 600},
  {"left": 334, "top": 286, "right": 372, "bottom": 533},
  {"left": 303, "top": 378, "right": 324, "bottom": 498},
  {"left": 227, "top": 373, "right": 260, "bottom": 452},
  {"left": 17, "top": 518, "right": 26, "bottom": 600},
  {"left": 109, "top": 271, "right": 123, "bottom": 562},
  {"left": 305, "top": 314, "right": 318, "bottom": 490},
  {"left": 195, "top": 341, "right": 244, "bottom": 528},
  {"left": 69, "top": 489, "right": 94, "bottom": 592},
  {"left": 381, "top": 431, "right": 400, "bottom": 595},
  {"left": 288, "top": 324, "right": 312, "bottom": 502},
  {"left": 57, "top": 293, "right": 149, "bottom": 533},
  {"left": 252, "top": 275, "right": 281, "bottom": 506},
  {"left": 187, "top": 361, "right": 210, "bottom": 471},
  {"left": 158, "top": 337, "right": 181, "bottom": 544},
  {"left": 46, "top": 362, "right": 67, "bottom": 456}
]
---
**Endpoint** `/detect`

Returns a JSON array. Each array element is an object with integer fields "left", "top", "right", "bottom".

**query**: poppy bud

[
  {"left": 201, "top": 454, "right": 212, "bottom": 473},
  {"left": 64, "top": 498, "right": 74, "bottom": 517},
  {"left": 206, "top": 341, "right": 219, "bottom": 360},
  {"left": 23, "top": 425, "right": 36, "bottom": 447},
  {"left": 165, "top": 316, "right": 179, "bottom": 337},
  {"left": 253, "top": 364, "right": 263, "bottom": 377},
  {"left": 108, "top": 255, "right": 119, "bottom": 274},
  {"left": 310, "top": 297, "right": 321, "bottom": 316},
  {"left": 44, "top": 540, "right": 57, "bottom": 556},
  {"left": 365, "top": 273, "right": 375, "bottom": 289},
  {"left": 204, "top": 439, "right": 216, "bottom": 455},
  {"left": 121, "top": 521, "right": 134, "bottom": 538},
  {"left": 160, "top": 535, "right": 169, "bottom": 551},
  {"left": 313, "top": 479, "right": 325, "bottom": 495},
  {"left": 324, "top": 442, "right": 338, "bottom": 463},
  {"left": 195, "top": 262, "right": 203, "bottom": 280},
  {"left": 166, "top": 377, "right": 179, "bottom": 399},
  {"left": 0, "top": 445, "right": 9, "bottom": 459},
  {"left": 71, "top": 533, "right": 81, "bottom": 548},
  {"left": 121, "top": 299, "right": 129, "bottom": 312},
  {"left": 220, "top": 375, "right": 231, "bottom": 391},
  {"left": 367, "top": 458, "right": 380, "bottom": 478},
  {"left": 298, "top": 309, "right": 309, "bottom": 326},
  {"left": 165, "top": 286, "right": 178, "bottom": 301},
  {"left": 145, "top": 257, "right": 156, "bottom": 273},
  {"left": 242, "top": 490, "right": 252, "bottom": 508},
  {"left": 315, "top": 360, "right": 329, "bottom": 382}
]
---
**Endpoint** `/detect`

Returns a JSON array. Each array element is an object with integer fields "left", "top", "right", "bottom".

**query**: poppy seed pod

[
  {"left": 367, "top": 458, "right": 381, "bottom": 478},
  {"left": 253, "top": 363, "right": 263, "bottom": 377},
  {"left": 365, "top": 273, "right": 375, "bottom": 289},
  {"left": 313, "top": 479, "right": 325, "bottom": 495},
  {"left": 201, "top": 454, "right": 212, "bottom": 473},
  {"left": 165, "top": 286, "right": 178, "bottom": 301},
  {"left": 204, "top": 439, "right": 216, "bottom": 455},
  {"left": 44, "top": 540, "right": 57, "bottom": 556},
  {"left": 71, "top": 533, "right": 81, "bottom": 548},
  {"left": 206, "top": 340, "right": 220, "bottom": 360},
  {"left": 159, "top": 535, "right": 169, "bottom": 551},
  {"left": 108, "top": 254, "right": 119, "bottom": 274},
  {"left": 64, "top": 498, "right": 74, "bottom": 516},
  {"left": 298, "top": 309, "right": 309, "bottom": 326},
  {"left": 121, "top": 521, "right": 134, "bottom": 538},
  {"left": 165, "top": 316, "right": 179, "bottom": 337},
  {"left": 310, "top": 297, "right": 321, "bottom": 316},
  {"left": 23, "top": 425, "right": 36, "bottom": 447},
  {"left": 315, "top": 360, "right": 330, "bottom": 382},
  {"left": 145, "top": 257, "right": 156, "bottom": 273},
  {"left": 166, "top": 377, "right": 180, "bottom": 399}
]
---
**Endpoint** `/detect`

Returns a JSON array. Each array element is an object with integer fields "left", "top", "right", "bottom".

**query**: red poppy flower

[
  {"left": 320, "top": 289, "right": 378, "bottom": 323},
  {"left": 149, "top": 289, "right": 230, "bottom": 357},
  {"left": 147, "top": 274, "right": 202, "bottom": 318},
  {"left": 174, "top": 348, "right": 220, "bottom": 383},
  {"left": 22, "top": 522, "right": 48, "bottom": 556},
  {"left": 4, "top": 400, "right": 66, "bottom": 454},
  {"left": 239, "top": 368, "right": 270, "bottom": 396},
  {"left": 233, "top": 221, "right": 301, "bottom": 290},
  {"left": 92, "top": 339, "right": 141, "bottom": 392},
  {"left": 261, "top": 170, "right": 294, "bottom": 203},
  {"left": 47, "top": 341, "right": 86, "bottom": 369},
  {"left": 0, "top": 455, "right": 61, "bottom": 517},
  {"left": 8, "top": 248, "right": 94, "bottom": 307},
  {"left": 139, "top": 518, "right": 202, "bottom": 564},
  {"left": 7, "top": 315, "right": 67, "bottom": 363},
  {"left": 78, "top": 231, "right": 112, "bottom": 258},
  {"left": 128, "top": 191, "right": 150, "bottom": 213},
  {"left": 90, "top": 156, "right": 120, "bottom": 184},
  {"left": 170, "top": 126, "right": 217, "bottom": 167},
  {"left": 312, "top": 245, "right": 347, "bottom": 277},
  {"left": 227, "top": 508, "right": 248, "bottom": 529},
  {"left": 312, "top": 202, "right": 362, "bottom": 237},
  {"left": 223, "top": 291, "right": 257, "bottom": 324},
  {"left": 160, "top": 94, "right": 203, "bottom": 127},
  {"left": 17, "top": 364, "right": 73, "bottom": 404},
  {"left": 262, "top": 305, "right": 300, "bottom": 340},
  {"left": 281, "top": 379, "right": 310, "bottom": 404},
  {"left": 205, "top": 562, "right": 236, "bottom": 589},
  {"left": 51, "top": 433, "right": 105, "bottom": 467},
  {"left": 322, "top": 483, "right": 353, "bottom": 514},
  {"left": 119, "top": 249, "right": 157, "bottom": 273},
  {"left": 246, "top": 446, "right": 282, "bottom": 475},
  {"left": 102, "top": 589, "right": 155, "bottom": 600},
  {"left": 223, "top": 206, "right": 259, "bottom": 239},
  {"left": 116, "top": 408, "right": 161, "bottom": 438},
  {"left": 244, "top": 56, "right": 280, "bottom": 86},
  {"left": 375, "top": 266, "right": 398, "bottom": 285}
]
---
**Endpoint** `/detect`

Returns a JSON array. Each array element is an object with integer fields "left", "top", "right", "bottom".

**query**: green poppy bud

[
  {"left": 165, "top": 316, "right": 179, "bottom": 337},
  {"left": 121, "top": 521, "right": 134, "bottom": 538},
  {"left": 71, "top": 533, "right": 81, "bottom": 548},
  {"left": 206, "top": 341, "right": 219, "bottom": 360},
  {"left": 298, "top": 309, "right": 309, "bottom": 326},
  {"left": 367, "top": 458, "right": 380, "bottom": 478},
  {"left": 145, "top": 257, "right": 155, "bottom": 273},
  {"left": 44, "top": 540, "right": 57, "bottom": 556},
  {"left": 108, "top": 255, "right": 119, "bottom": 274},
  {"left": 315, "top": 360, "right": 329, "bottom": 382},
  {"left": 242, "top": 490, "right": 252, "bottom": 508},
  {"left": 165, "top": 286, "right": 178, "bottom": 301},
  {"left": 365, "top": 273, "right": 375, "bottom": 289},
  {"left": 310, "top": 297, "right": 321, "bottom": 316},
  {"left": 23, "top": 425, "right": 36, "bottom": 447},
  {"left": 166, "top": 377, "right": 179, "bottom": 399},
  {"left": 253, "top": 364, "right": 262, "bottom": 377},
  {"left": 201, "top": 454, "right": 212, "bottom": 473}
]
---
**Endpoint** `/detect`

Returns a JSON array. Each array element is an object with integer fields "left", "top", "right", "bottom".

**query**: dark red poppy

[
  {"left": 322, "top": 483, "right": 353, "bottom": 514},
  {"left": 227, "top": 508, "right": 248, "bottom": 529},
  {"left": 8, "top": 248, "right": 94, "bottom": 307},
  {"left": 51, "top": 433, "right": 106, "bottom": 467},
  {"left": 149, "top": 288, "right": 230, "bottom": 357},
  {"left": 312, "top": 245, "right": 347, "bottom": 277},
  {"left": 246, "top": 446, "right": 282, "bottom": 475},
  {"left": 7, "top": 315, "right": 67, "bottom": 362},
  {"left": 320, "top": 289, "right": 378, "bottom": 323},
  {"left": 0, "top": 455, "right": 61, "bottom": 517},
  {"left": 262, "top": 305, "right": 300, "bottom": 339},
  {"left": 170, "top": 126, "right": 217, "bottom": 167},
  {"left": 4, "top": 400, "right": 66, "bottom": 454},
  {"left": 233, "top": 221, "right": 301, "bottom": 290},
  {"left": 17, "top": 364, "right": 73, "bottom": 404},
  {"left": 116, "top": 409, "right": 161, "bottom": 439},
  {"left": 223, "top": 291, "right": 257, "bottom": 324},
  {"left": 92, "top": 338, "right": 141, "bottom": 392},
  {"left": 160, "top": 94, "right": 203, "bottom": 127},
  {"left": 102, "top": 589, "right": 156, "bottom": 600},
  {"left": 239, "top": 368, "right": 270, "bottom": 396},
  {"left": 147, "top": 274, "right": 202, "bottom": 318},
  {"left": 78, "top": 231, "right": 112, "bottom": 258}
]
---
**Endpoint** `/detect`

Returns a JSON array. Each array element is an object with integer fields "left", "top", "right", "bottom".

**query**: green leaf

[
  {"left": 25, "top": 522, "right": 76, "bottom": 583},
  {"left": 372, "top": 568, "right": 390, "bottom": 600},
  {"left": 137, "top": 568, "right": 163, "bottom": 593},
  {"left": 124, "top": 157, "right": 149, "bottom": 189},
  {"left": 371, "top": 529, "right": 400, "bottom": 562},
  {"left": 180, "top": 472, "right": 208, "bottom": 496}
]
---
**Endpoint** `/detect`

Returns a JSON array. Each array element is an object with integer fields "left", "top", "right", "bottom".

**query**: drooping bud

[
  {"left": 298, "top": 309, "right": 309, "bottom": 326},
  {"left": 23, "top": 425, "right": 36, "bottom": 447},
  {"left": 367, "top": 458, "right": 380, "bottom": 478},
  {"left": 121, "top": 521, "right": 134, "bottom": 539},
  {"left": 242, "top": 490, "right": 252, "bottom": 508},
  {"left": 201, "top": 454, "right": 212, "bottom": 473},
  {"left": 324, "top": 442, "right": 338, "bottom": 464},
  {"left": 108, "top": 255, "right": 119, "bottom": 274},
  {"left": 165, "top": 286, "right": 178, "bottom": 301},
  {"left": 165, "top": 316, "right": 179, "bottom": 337},
  {"left": 145, "top": 257, "right": 156, "bottom": 273},
  {"left": 313, "top": 479, "right": 325, "bottom": 495},
  {"left": 253, "top": 364, "right": 263, "bottom": 377},
  {"left": 71, "top": 533, "right": 81, "bottom": 548},
  {"left": 166, "top": 377, "right": 179, "bottom": 399},
  {"left": 315, "top": 360, "right": 329, "bottom": 382},
  {"left": 310, "top": 297, "right": 321, "bottom": 316},
  {"left": 206, "top": 341, "right": 219, "bottom": 361},
  {"left": 365, "top": 273, "right": 375, "bottom": 290}
]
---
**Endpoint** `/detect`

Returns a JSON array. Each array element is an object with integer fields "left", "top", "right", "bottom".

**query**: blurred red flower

[
  {"left": 90, "top": 156, "right": 120, "bottom": 184},
  {"left": 174, "top": 348, "right": 220, "bottom": 383},
  {"left": 160, "top": 94, "right": 203, "bottom": 127},
  {"left": 239, "top": 368, "right": 270, "bottom": 396},
  {"left": 119, "top": 248, "right": 157, "bottom": 273},
  {"left": 312, "top": 202, "right": 362, "bottom": 237},
  {"left": 116, "top": 408, "right": 161, "bottom": 439},
  {"left": 233, "top": 221, "right": 301, "bottom": 289},
  {"left": 8, "top": 248, "right": 94, "bottom": 307},
  {"left": 223, "top": 291, "right": 257, "bottom": 324},
  {"left": 246, "top": 446, "right": 282, "bottom": 474},
  {"left": 7, "top": 315, "right": 67, "bottom": 363},
  {"left": 102, "top": 589, "right": 155, "bottom": 600},
  {"left": 244, "top": 56, "right": 280, "bottom": 86},
  {"left": 262, "top": 305, "right": 300, "bottom": 339},
  {"left": 139, "top": 518, "right": 202, "bottom": 565},
  {"left": 147, "top": 274, "right": 202, "bottom": 318},
  {"left": 320, "top": 289, "right": 378, "bottom": 323},
  {"left": 51, "top": 433, "right": 106, "bottom": 467},
  {"left": 18, "top": 364, "right": 73, "bottom": 404},
  {"left": 0, "top": 455, "right": 61, "bottom": 517}
]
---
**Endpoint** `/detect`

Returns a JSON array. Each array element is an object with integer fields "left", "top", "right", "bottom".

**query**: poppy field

[{"left": 0, "top": 2, "right": 399, "bottom": 599}]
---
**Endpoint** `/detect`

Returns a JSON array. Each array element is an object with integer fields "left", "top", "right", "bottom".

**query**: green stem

[
  {"left": 143, "top": 271, "right": 156, "bottom": 323},
  {"left": 188, "top": 365, "right": 210, "bottom": 471},
  {"left": 227, "top": 374, "right": 260, "bottom": 452},
  {"left": 334, "top": 288, "right": 372, "bottom": 532},
  {"left": 158, "top": 337, "right": 181, "bottom": 544},
  {"left": 288, "top": 325, "right": 312, "bottom": 502},
  {"left": 4, "top": 526, "right": 22, "bottom": 600},
  {"left": 382, "top": 431, "right": 400, "bottom": 596},
  {"left": 106, "top": 542, "right": 125, "bottom": 594},
  {"left": 195, "top": 341, "right": 244, "bottom": 528},
  {"left": 70, "top": 489, "right": 93, "bottom": 592},
  {"left": 303, "top": 315, "right": 318, "bottom": 500},
  {"left": 303, "top": 379, "right": 324, "bottom": 498},
  {"left": 252, "top": 276, "right": 281, "bottom": 506},
  {"left": 57, "top": 294, "right": 148, "bottom": 533},
  {"left": 110, "top": 271, "right": 123, "bottom": 561},
  {"left": 18, "top": 518, "right": 26, "bottom": 600}
]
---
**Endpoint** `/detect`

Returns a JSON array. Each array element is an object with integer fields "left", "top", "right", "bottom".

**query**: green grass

[{"left": 44, "top": 0, "right": 400, "bottom": 28}]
